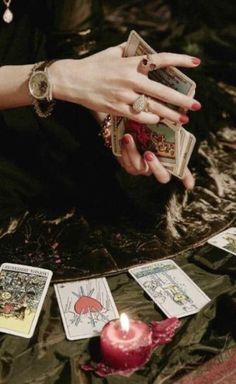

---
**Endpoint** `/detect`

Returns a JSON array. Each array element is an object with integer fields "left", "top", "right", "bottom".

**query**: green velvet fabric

[{"left": 1, "top": 244, "right": 236, "bottom": 383}]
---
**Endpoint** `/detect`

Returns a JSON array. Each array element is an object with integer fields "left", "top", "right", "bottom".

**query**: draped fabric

[{"left": 1, "top": 247, "right": 236, "bottom": 384}]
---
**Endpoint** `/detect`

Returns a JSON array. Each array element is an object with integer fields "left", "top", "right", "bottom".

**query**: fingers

[
  {"left": 182, "top": 168, "right": 195, "bottom": 190},
  {"left": 119, "top": 147, "right": 140, "bottom": 175},
  {"left": 121, "top": 105, "right": 160, "bottom": 125},
  {"left": 118, "top": 135, "right": 194, "bottom": 188},
  {"left": 138, "top": 78, "right": 201, "bottom": 112},
  {"left": 148, "top": 52, "right": 201, "bottom": 69},
  {"left": 121, "top": 135, "right": 151, "bottom": 176},
  {"left": 130, "top": 52, "right": 201, "bottom": 114},
  {"left": 147, "top": 98, "right": 189, "bottom": 125},
  {"left": 143, "top": 151, "right": 171, "bottom": 183},
  {"left": 107, "top": 90, "right": 161, "bottom": 125}
]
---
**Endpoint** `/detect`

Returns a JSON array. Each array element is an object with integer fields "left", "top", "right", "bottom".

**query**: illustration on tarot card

[
  {"left": 55, "top": 278, "right": 119, "bottom": 340},
  {"left": 0, "top": 264, "right": 52, "bottom": 337}
]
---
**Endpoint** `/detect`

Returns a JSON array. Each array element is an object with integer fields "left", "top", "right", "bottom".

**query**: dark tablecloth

[{"left": 1, "top": 242, "right": 236, "bottom": 384}]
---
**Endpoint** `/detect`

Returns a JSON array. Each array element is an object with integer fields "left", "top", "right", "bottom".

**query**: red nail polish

[
  {"left": 122, "top": 136, "right": 130, "bottom": 145},
  {"left": 179, "top": 115, "right": 189, "bottom": 124},
  {"left": 144, "top": 152, "right": 154, "bottom": 162},
  {"left": 191, "top": 102, "right": 202, "bottom": 111},
  {"left": 192, "top": 57, "right": 201, "bottom": 65}
]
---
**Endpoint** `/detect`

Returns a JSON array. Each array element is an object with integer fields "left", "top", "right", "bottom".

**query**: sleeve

[{"left": 45, "top": 0, "right": 104, "bottom": 59}]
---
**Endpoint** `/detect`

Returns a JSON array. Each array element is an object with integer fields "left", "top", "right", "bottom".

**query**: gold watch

[{"left": 28, "top": 60, "right": 56, "bottom": 118}]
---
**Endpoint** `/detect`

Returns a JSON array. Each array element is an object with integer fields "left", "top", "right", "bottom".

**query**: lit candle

[
  {"left": 82, "top": 315, "right": 180, "bottom": 377},
  {"left": 100, "top": 313, "right": 153, "bottom": 371}
]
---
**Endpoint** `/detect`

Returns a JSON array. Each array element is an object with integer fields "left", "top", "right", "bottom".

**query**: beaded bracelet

[{"left": 99, "top": 114, "right": 112, "bottom": 148}]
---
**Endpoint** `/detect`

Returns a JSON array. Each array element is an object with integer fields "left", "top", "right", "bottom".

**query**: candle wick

[{"left": 121, "top": 328, "right": 129, "bottom": 339}]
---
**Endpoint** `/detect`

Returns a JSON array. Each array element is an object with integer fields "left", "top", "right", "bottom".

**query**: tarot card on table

[
  {"left": 0, "top": 263, "right": 52, "bottom": 338},
  {"left": 207, "top": 227, "right": 236, "bottom": 255},
  {"left": 129, "top": 260, "right": 210, "bottom": 318},
  {"left": 54, "top": 277, "right": 119, "bottom": 340}
]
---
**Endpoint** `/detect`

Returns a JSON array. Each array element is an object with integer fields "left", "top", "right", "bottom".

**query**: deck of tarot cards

[{"left": 111, "top": 30, "right": 196, "bottom": 179}]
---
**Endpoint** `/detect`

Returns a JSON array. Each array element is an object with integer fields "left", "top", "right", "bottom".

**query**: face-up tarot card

[
  {"left": 0, "top": 263, "right": 52, "bottom": 338},
  {"left": 111, "top": 116, "right": 195, "bottom": 178},
  {"left": 125, "top": 118, "right": 180, "bottom": 170},
  {"left": 54, "top": 277, "right": 119, "bottom": 340},
  {"left": 111, "top": 117, "right": 180, "bottom": 164},
  {"left": 207, "top": 227, "right": 236, "bottom": 255},
  {"left": 129, "top": 260, "right": 210, "bottom": 318}
]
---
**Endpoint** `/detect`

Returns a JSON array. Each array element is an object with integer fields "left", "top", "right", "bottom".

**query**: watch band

[{"left": 29, "top": 59, "right": 57, "bottom": 118}]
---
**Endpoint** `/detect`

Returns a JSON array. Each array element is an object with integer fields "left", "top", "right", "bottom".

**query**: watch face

[{"left": 29, "top": 71, "right": 49, "bottom": 100}]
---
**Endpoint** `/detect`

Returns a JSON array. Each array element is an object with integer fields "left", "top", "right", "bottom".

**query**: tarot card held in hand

[
  {"left": 177, "top": 127, "right": 196, "bottom": 178},
  {"left": 54, "top": 277, "right": 119, "bottom": 340},
  {"left": 111, "top": 30, "right": 196, "bottom": 178},
  {"left": 125, "top": 118, "right": 180, "bottom": 171},
  {"left": 207, "top": 227, "right": 236, "bottom": 255},
  {"left": 111, "top": 117, "right": 196, "bottom": 178},
  {"left": 129, "top": 260, "right": 210, "bottom": 318},
  {"left": 0, "top": 263, "right": 52, "bottom": 338},
  {"left": 124, "top": 30, "right": 196, "bottom": 106}
]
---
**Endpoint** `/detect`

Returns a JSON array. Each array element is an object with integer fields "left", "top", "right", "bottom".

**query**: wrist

[{"left": 49, "top": 59, "right": 83, "bottom": 104}]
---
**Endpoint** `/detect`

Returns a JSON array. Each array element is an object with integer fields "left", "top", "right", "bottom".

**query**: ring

[
  {"left": 132, "top": 94, "right": 149, "bottom": 113},
  {"left": 138, "top": 54, "right": 157, "bottom": 74}
]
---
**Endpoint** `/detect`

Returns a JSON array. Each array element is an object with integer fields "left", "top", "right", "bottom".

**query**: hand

[
  {"left": 51, "top": 44, "right": 201, "bottom": 125},
  {"left": 117, "top": 133, "right": 195, "bottom": 189}
]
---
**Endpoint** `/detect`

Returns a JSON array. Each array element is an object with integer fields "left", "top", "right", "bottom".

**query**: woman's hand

[
  {"left": 51, "top": 44, "right": 201, "bottom": 125},
  {"left": 117, "top": 133, "right": 195, "bottom": 189},
  {"left": 51, "top": 43, "right": 200, "bottom": 189}
]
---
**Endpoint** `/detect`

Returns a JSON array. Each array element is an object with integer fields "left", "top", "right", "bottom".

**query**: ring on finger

[
  {"left": 138, "top": 54, "right": 157, "bottom": 74},
  {"left": 146, "top": 54, "right": 157, "bottom": 71},
  {"left": 132, "top": 94, "right": 149, "bottom": 113}
]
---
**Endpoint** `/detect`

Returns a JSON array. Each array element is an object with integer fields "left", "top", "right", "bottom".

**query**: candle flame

[{"left": 120, "top": 313, "right": 130, "bottom": 333}]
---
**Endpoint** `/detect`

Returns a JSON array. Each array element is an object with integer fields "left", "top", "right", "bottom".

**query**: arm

[
  {"left": 0, "top": 65, "right": 34, "bottom": 109},
  {"left": 0, "top": 0, "right": 103, "bottom": 110},
  {"left": 0, "top": 48, "right": 199, "bottom": 189}
]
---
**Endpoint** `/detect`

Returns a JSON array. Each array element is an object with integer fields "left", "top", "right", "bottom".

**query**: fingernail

[
  {"left": 191, "top": 102, "right": 202, "bottom": 111},
  {"left": 179, "top": 115, "right": 189, "bottom": 124},
  {"left": 192, "top": 57, "right": 201, "bottom": 65},
  {"left": 122, "top": 136, "right": 130, "bottom": 145},
  {"left": 144, "top": 152, "right": 155, "bottom": 162}
]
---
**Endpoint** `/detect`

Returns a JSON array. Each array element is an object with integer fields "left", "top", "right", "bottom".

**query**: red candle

[
  {"left": 100, "top": 313, "right": 152, "bottom": 371},
  {"left": 82, "top": 314, "right": 181, "bottom": 377}
]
